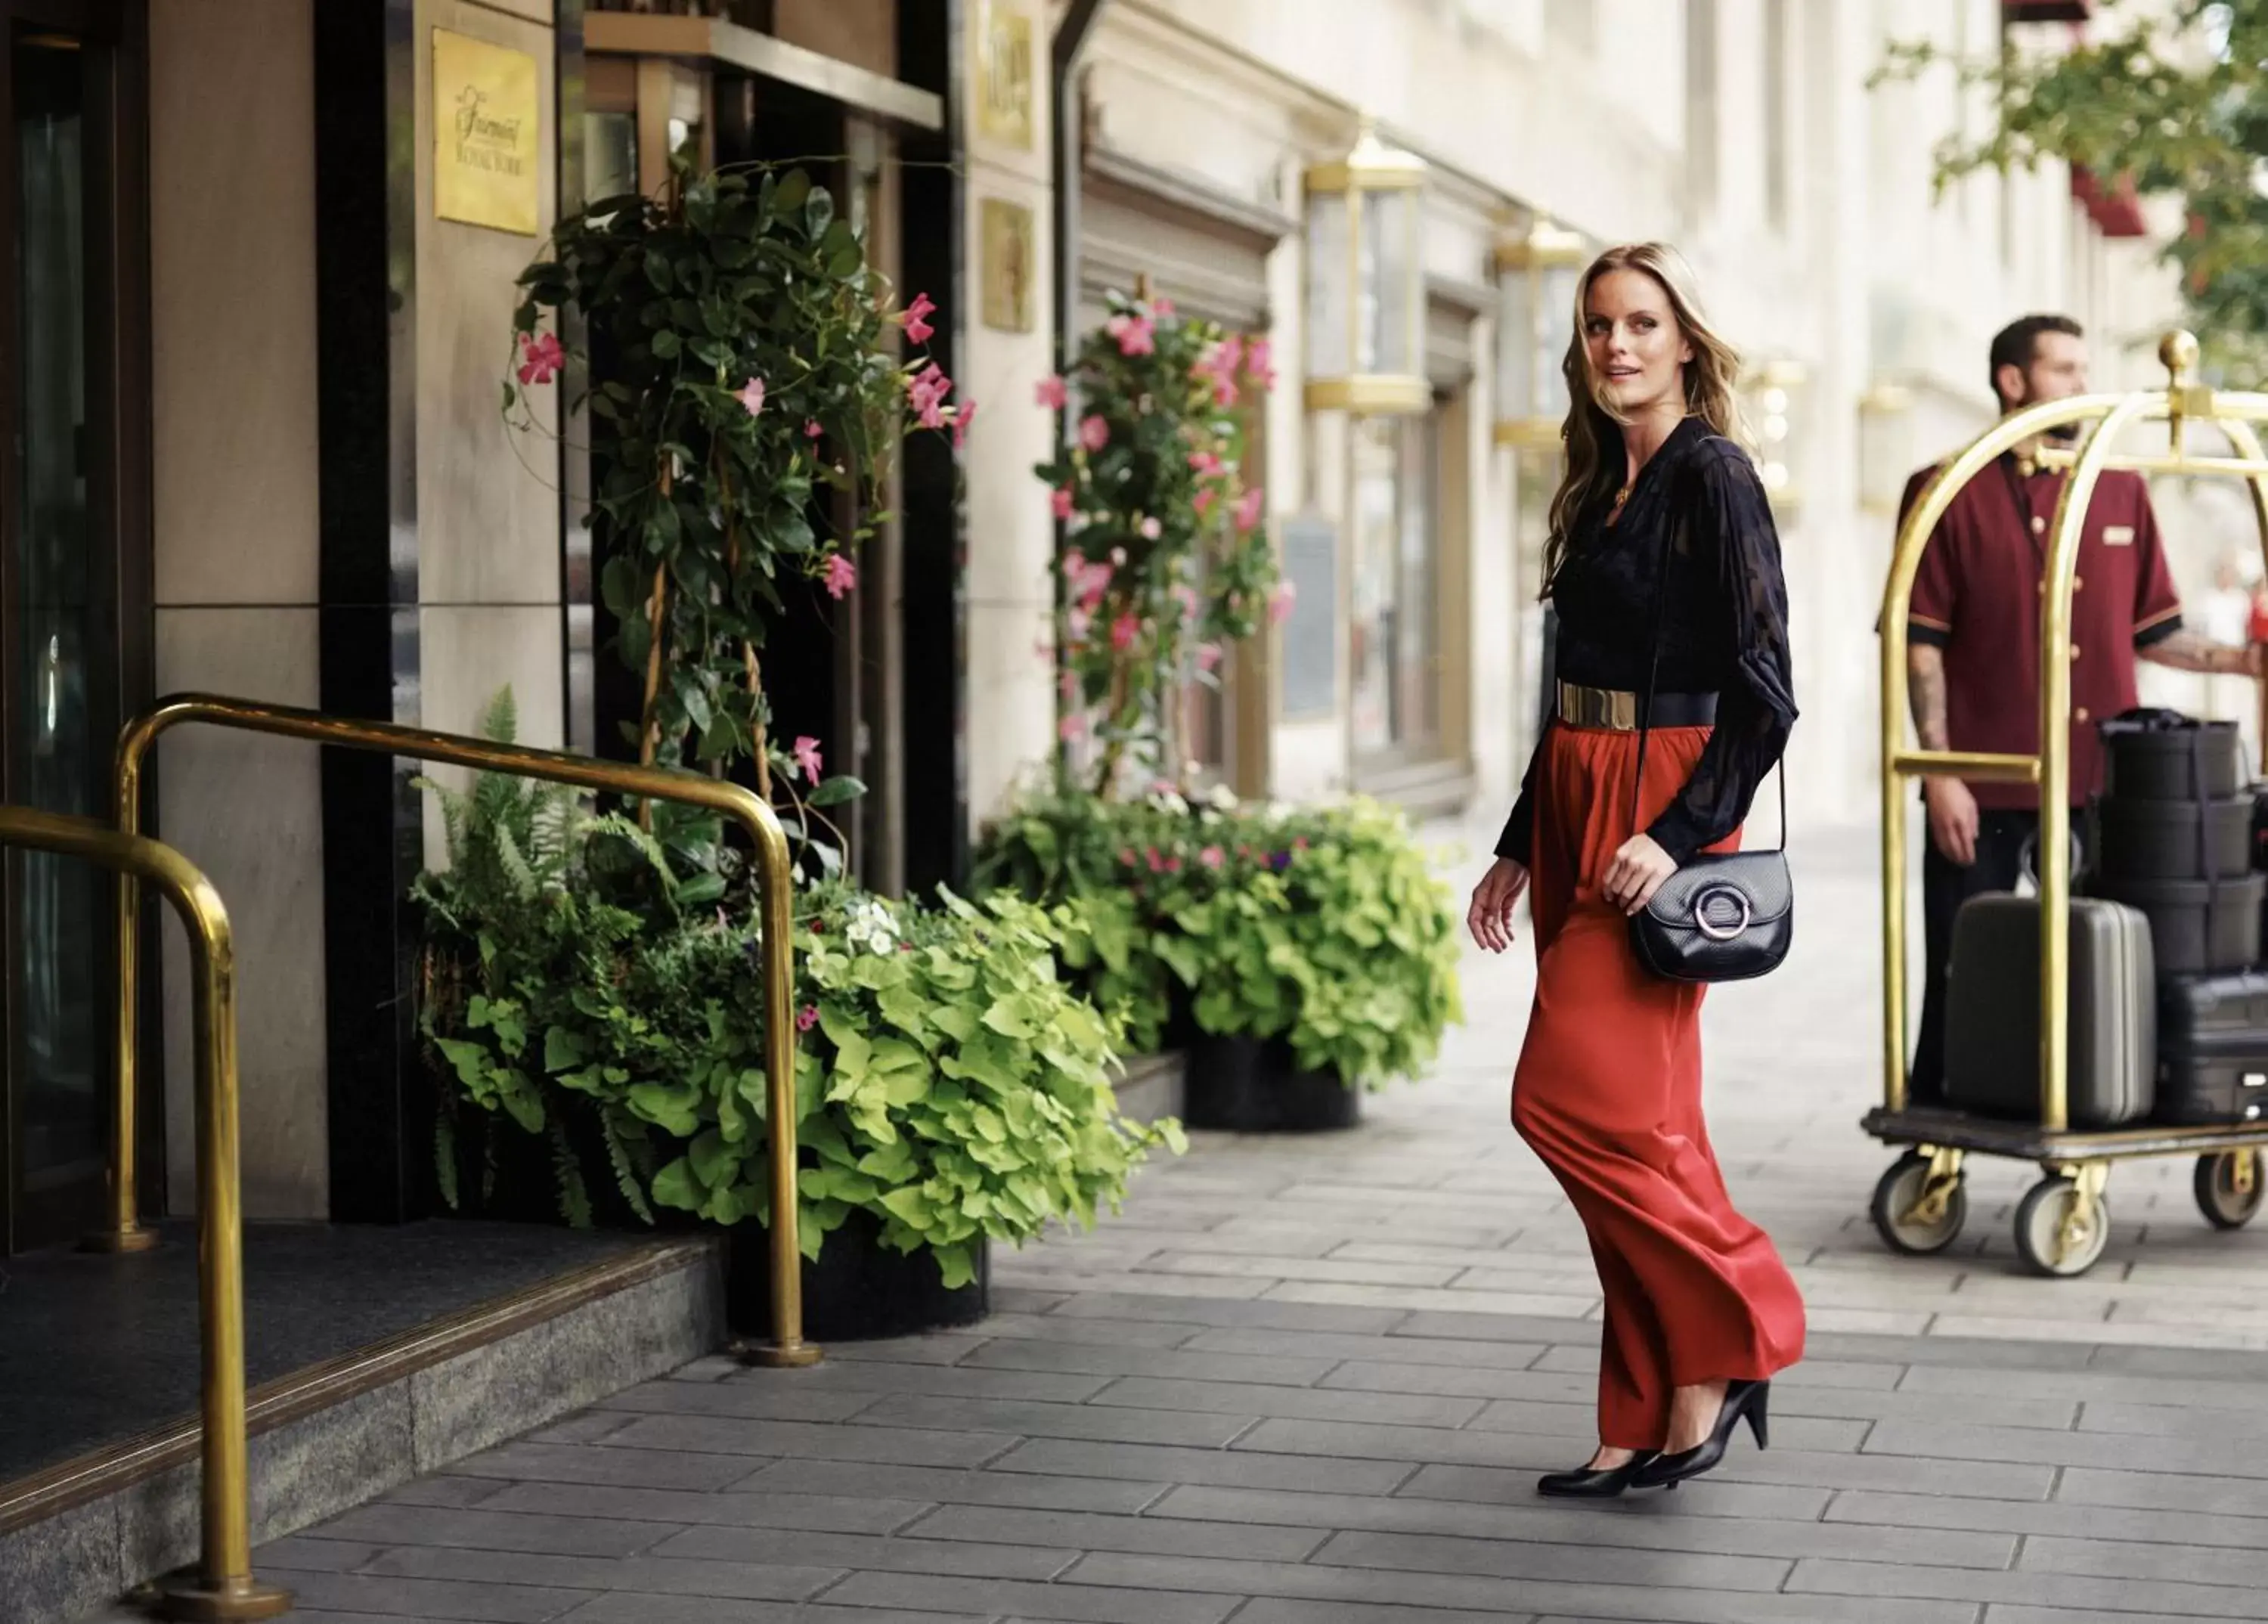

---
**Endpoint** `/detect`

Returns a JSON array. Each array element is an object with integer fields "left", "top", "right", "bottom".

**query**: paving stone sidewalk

[{"left": 218, "top": 823, "right": 2268, "bottom": 1622}]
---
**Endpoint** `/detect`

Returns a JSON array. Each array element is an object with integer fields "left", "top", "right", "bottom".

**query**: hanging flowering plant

[
  {"left": 505, "top": 157, "right": 962, "bottom": 834},
  {"left": 1034, "top": 290, "right": 1285, "bottom": 798}
]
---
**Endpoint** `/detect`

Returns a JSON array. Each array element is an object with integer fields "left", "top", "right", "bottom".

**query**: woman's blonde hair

[{"left": 1541, "top": 242, "right": 1748, "bottom": 594}]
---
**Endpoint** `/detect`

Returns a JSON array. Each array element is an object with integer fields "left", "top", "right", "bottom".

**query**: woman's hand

[
  {"left": 1467, "top": 856, "right": 1530, "bottom": 953},
  {"left": 1603, "top": 833, "right": 1677, "bottom": 916}
]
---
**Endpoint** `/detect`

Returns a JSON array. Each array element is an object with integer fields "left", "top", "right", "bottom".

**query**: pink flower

[
  {"left": 1051, "top": 484, "right": 1077, "bottom": 521},
  {"left": 1060, "top": 668, "right": 1082, "bottom": 701},
  {"left": 1106, "top": 312, "right": 1155, "bottom": 356},
  {"left": 1188, "top": 450, "right": 1224, "bottom": 477},
  {"left": 1078, "top": 414, "right": 1110, "bottom": 453},
  {"left": 1140, "top": 516, "right": 1162, "bottom": 541},
  {"left": 1200, "top": 845, "right": 1225, "bottom": 869},
  {"left": 908, "top": 363, "right": 954, "bottom": 430},
  {"left": 795, "top": 1004, "right": 819, "bottom": 1033},
  {"left": 1034, "top": 374, "right": 1068, "bottom": 409},
  {"left": 1235, "top": 486, "right": 1266, "bottom": 533},
  {"left": 1197, "top": 643, "right": 1223, "bottom": 671},
  {"left": 737, "top": 377, "right": 767, "bottom": 417},
  {"left": 516, "top": 331, "right": 565, "bottom": 386},
  {"left": 899, "top": 291, "right": 937, "bottom": 346},
  {"left": 1074, "top": 559, "right": 1114, "bottom": 610},
  {"left": 1111, "top": 612, "right": 1141, "bottom": 652},
  {"left": 1268, "top": 580, "right": 1297, "bottom": 624},
  {"left": 823, "top": 553, "right": 857, "bottom": 600},
  {"left": 1246, "top": 337, "right": 1276, "bottom": 391},
  {"left": 1154, "top": 298, "right": 1177, "bottom": 318},
  {"left": 953, "top": 397, "right": 978, "bottom": 451},
  {"left": 1193, "top": 336, "right": 1244, "bottom": 406},
  {"left": 1173, "top": 583, "right": 1199, "bottom": 622},
  {"left": 1062, "top": 548, "right": 1086, "bottom": 577},
  {"left": 1066, "top": 606, "right": 1091, "bottom": 641},
  {"left": 1194, "top": 488, "right": 1219, "bottom": 519},
  {"left": 1120, "top": 848, "right": 1139, "bottom": 866},
  {"left": 804, "top": 419, "right": 823, "bottom": 439},
  {"left": 1059, "top": 712, "right": 1086, "bottom": 741},
  {"left": 1145, "top": 847, "right": 1165, "bottom": 872},
  {"left": 1163, "top": 854, "right": 1182, "bottom": 873},
  {"left": 792, "top": 735, "right": 824, "bottom": 782}
]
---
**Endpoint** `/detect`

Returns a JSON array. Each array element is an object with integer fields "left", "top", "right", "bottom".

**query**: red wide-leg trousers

[{"left": 1511, "top": 721, "right": 1806, "bottom": 1451}]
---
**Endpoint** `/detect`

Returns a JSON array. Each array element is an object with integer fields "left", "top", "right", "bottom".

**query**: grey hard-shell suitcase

[{"left": 1942, "top": 893, "right": 2156, "bottom": 1127}]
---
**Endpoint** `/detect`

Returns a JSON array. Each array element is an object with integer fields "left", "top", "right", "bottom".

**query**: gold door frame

[{"left": 1879, "top": 331, "right": 2268, "bottom": 1133}]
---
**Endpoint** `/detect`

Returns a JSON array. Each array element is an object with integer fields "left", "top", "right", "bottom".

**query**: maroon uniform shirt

[{"left": 1898, "top": 452, "right": 2183, "bottom": 810}]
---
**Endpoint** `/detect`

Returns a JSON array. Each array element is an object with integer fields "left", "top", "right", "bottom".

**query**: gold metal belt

[{"left": 1555, "top": 681, "right": 1718, "bottom": 732}]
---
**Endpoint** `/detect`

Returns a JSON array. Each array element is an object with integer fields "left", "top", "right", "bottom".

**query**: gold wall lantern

[
  {"left": 1857, "top": 377, "right": 1916, "bottom": 516},
  {"left": 1742, "top": 356, "right": 1809, "bottom": 515},
  {"left": 1303, "top": 120, "right": 1430, "bottom": 416},
  {"left": 1492, "top": 213, "right": 1587, "bottom": 449}
]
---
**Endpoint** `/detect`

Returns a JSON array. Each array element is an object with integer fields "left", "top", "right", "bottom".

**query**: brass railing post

[
  {"left": 81, "top": 735, "right": 160, "bottom": 1252},
  {"left": 0, "top": 806, "right": 290, "bottom": 1621},
  {"left": 101, "top": 694, "right": 819, "bottom": 1368}
]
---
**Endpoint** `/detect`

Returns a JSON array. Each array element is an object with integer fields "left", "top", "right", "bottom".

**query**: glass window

[
  {"left": 1350, "top": 406, "right": 1443, "bottom": 766},
  {"left": 585, "top": 110, "right": 637, "bottom": 206}
]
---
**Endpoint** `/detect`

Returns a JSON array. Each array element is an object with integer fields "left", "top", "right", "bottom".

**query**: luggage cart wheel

[
  {"left": 2195, "top": 1151, "right": 2266, "bottom": 1231},
  {"left": 2015, "top": 1168, "right": 2111, "bottom": 1278},
  {"left": 1870, "top": 1149, "right": 1966, "bottom": 1255}
]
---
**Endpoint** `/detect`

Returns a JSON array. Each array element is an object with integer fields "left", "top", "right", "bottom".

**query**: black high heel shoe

[
  {"left": 1629, "top": 1380, "right": 1770, "bottom": 1489},
  {"left": 1537, "top": 1449, "right": 1672, "bottom": 1498}
]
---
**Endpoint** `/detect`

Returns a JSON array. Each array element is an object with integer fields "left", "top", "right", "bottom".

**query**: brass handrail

[
  {"left": 0, "top": 806, "right": 290, "bottom": 1620},
  {"left": 1879, "top": 330, "right": 2268, "bottom": 1130},
  {"left": 94, "top": 693, "right": 819, "bottom": 1370}
]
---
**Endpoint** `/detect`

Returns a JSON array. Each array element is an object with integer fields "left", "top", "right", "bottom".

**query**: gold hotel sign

[{"left": 433, "top": 28, "right": 541, "bottom": 236}]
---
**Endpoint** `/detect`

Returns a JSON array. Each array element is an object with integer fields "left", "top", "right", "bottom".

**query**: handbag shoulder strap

[{"left": 1629, "top": 434, "right": 1788, "bottom": 856}]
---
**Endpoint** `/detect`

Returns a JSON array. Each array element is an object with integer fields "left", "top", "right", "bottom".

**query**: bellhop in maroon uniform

[
  {"left": 1897, "top": 315, "right": 2263, "bottom": 1105},
  {"left": 1470, "top": 244, "right": 1805, "bottom": 1498}
]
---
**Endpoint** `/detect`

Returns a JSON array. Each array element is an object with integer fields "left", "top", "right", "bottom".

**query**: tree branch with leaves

[{"left": 1876, "top": 0, "right": 2268, "bottom": 374}]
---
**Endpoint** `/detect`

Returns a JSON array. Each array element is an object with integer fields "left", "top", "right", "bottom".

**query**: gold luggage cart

[{"left": 1869, "top": 330, "right": 2268, "bottom": 1278}]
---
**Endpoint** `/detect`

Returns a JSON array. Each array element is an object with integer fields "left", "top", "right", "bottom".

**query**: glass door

[{"left": 2, "top": 0, "right": 141, "bottom": 1254}]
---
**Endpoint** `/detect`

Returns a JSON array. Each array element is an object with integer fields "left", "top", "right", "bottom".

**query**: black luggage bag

[
  {"left": 1944, "top": 891, "right": 2155, "bottom": 1127},
  {"left": 2157, "top": 969, "right": 2268, "bottom": 1126}
]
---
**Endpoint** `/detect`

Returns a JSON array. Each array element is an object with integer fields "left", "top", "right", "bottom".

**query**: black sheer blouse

[{"left": 1495, "top": 417, "right": 1797, "bottom": 866}]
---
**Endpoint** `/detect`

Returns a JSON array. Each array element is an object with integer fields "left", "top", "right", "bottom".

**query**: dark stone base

[
  {"left": 1182, "top": 1035, "right": 1362, "bottom": 1132},
  {"left": 727, "top": 1205, "right": 990, "bottom": 1343},
  {"left": 0, "top": 1228, "right": 720, "bottom": 1624}
]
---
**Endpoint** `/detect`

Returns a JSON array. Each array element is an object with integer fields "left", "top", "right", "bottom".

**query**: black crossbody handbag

[{"left": 1625, "top": 483, "right": 1794, "bottom": 984}]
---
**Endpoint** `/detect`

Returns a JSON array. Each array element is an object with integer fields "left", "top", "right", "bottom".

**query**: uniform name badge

[{"left": 2104, "top": 525, "right": 2135, "bottom": 546}]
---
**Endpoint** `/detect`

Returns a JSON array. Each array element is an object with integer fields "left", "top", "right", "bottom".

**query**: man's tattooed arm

[
  {"left": 2138, "top": 627, "right": 2261, "bottom": 677},
  {"left": 1907, "top": 643, "right": 1951, "bottom": 752}
]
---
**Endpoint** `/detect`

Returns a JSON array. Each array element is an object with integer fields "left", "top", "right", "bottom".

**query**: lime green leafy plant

[
  {"left": 974, "top": 785, "right": 1463, "bottom": 1084},
  {"left": 413, "top": 693, "right": 1183, "bottom": 1284}
]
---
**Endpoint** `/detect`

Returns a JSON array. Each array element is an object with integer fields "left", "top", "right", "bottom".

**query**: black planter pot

[
  {"left": 1182, "top": 1034, "right": 1361, "bottom": 1132},
  {"left": 727, "top": 1204, "right": 990, "bottom": 1343},
  {"left": 437, "top": 1100, "right": 653, "bottom": 1230},
  {"left": 1159, "top": 979, "right": 1201, "bottom": 1052}
]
